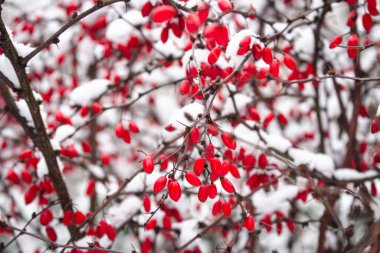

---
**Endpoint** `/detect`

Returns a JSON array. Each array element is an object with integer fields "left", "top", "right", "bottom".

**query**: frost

[{"left": 70, "top": 79, "right": 110, "bottom": 105}]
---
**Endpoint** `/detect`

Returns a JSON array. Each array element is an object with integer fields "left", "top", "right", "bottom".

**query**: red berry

[
  {"left": 346, "top": 0, "right": 356, "bottom": 5},
  {"left": 362, "top": 13, "right": 373, "bottom": 31},
  {"left": 40, "top": 209, "right": 53, "bottom": 226},
  {"left": 168, "top": 180, "right": 182, "bottom": 202},
  {"left": 208, "top": 47, "right": 222, "bottom": 65},
  {"left": 24, "top": 185, "right": 38, "bottom": 204},
  {"left": 247, "top": 107, "right": 261, "bottom": 122},
  {"left": 329, "top": 35, "right": 343, "bottom": 49},
  {"left": 80, "top": 105, "right": 89, "bottom": 117},
  {"left": 262, "top": 46, "right": 273, "bottom": 64},
  {"left": 346, "top": 10, "right": 357, "bottom": 27},
  {"left": 237, "top": 36, "right": 251, "bottom": 55},
  {"left": 371, "top": 119, "right": 379, "bottom": 134},
  {"left": 283, "top": 55, "right": 297, "bottom": 71},
  {"left": 212, "top": 201, "right": 222, "bottom": 216},
  {"left": 106, "top": 224, "right": 117, "bottom": 241},
  {"left": 91, "top": 102, "right": 102, "bottom": 114},
  {"left": 63, "top": 210, "right": 73, "bottom": 226},
  {"left": 185, "top": 12, "right": 201, "bottom": 34},
  {"left": 251, "top": 43, "right": 263, "bottom": 60},
  {"left": 193, "top": 157, "right": 205, "bottom": 176},
  {"left": 198, "top": 184, "right": 209, "bottom": 202},
  {"left": 258, "top": 154, "right": 268, "bottom": 168},
  {"left": 18, "top": 149, "right": 33, "bottom": 160},
  {"left": 151, "top": 5, "right": 177, "bottom": 23},
  {"left": 122, "top": 129, "right": 132, "bottom": 143},
  {"left": 129, "top": 121, "right": 140, "bottom": 133},
  {"left": 261, "top": 214, "right": 272, "bottom": 232},
  {"left": 218, "top": 0, "right": 233, "bottom": 12},
  {"left": 263, "top": 113, "right": 275, "bottom": 129},
  {"left": 197, "top": 3, "right": 209, "bottom": 24},
  {"left": 143, "top": 155, "right": 154, "bottom": 174},
  {"left": 189, "top": 127, "right": 200, "bottom": 145},
  {"left": 269, "top": 59, "right": 280, "bottom": 77},
  {"left": 21, "top": 170, "right": 33, "bottom": 183},
  {"left": 221, "top": 131, "right": 237, "bottom": 150},
  {"left": 145, "top": 219, "right": 157, "bottom": 230},
  {"left": 221, "top": 160, "right": 230, "bottom": 176},
  {"left": 143, "top": 196, "right": 151, "bottom": 212},
  {"left": 220, "top": 177, "right": 235, "bottom": 193},
  {"left": 141, "top": 1, "right": 153, "bottom": 17},
  {"left": 153, "top": 176, "right": 167, "bottom": 193},
  {"left": 185, "top": 172, "right": 201, "bottom": 186},
  {"left": 222, "top": 202, "right": 231, "bottom": 216},
  {"left": 347, "top": 34, "right": 359, "bottom": 58},
  {"left": 286, "top": 219, "right": 295, "bottom": 232},
  {"left": 371, "top": 182, "right": 377, "bottom": 196},
  {"left": 74, "top": 211, "right": 86, "bottom": 225},
  {"left": 278, "top": 113, "right": 288, "bottom": 126},
  {"left": 243, "top": 215, "right": 255, "bottom": 231},
  {"left": 6, "top": 169, "right": 20, "bottom": 184},
  {"left": 46, "top": 226, "right": 57, "bottom": 241},
  {"left": 210, "top": 158, "right": 222, "bottom": 177},
  {"left": 229, "top": 164, "right": 241, "bottom": 178},
  {"left": 215, "top": 24, "right": 229, "bottom": 46},
  {"left": 86, "top": 179, "right": 96, "bottom": 196},
  {"left": 207, "top": 123, "right": 219, "bottom": 136},
  {"left": 163, "top": 216, "right": 172, "bottom": 229}
]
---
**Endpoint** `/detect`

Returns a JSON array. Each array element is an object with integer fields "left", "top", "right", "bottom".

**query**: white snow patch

[
  {"left": 53, "top": 125, "right": 75, "bottom": 143},
  {"left": 225, "top": 30, "right": 260, "bottom": 67},
  {"left": 16, "top": 99, "right": 34, "bottom": 127},
  {"left": 262, "top": 132, "right": 293, "bottom": 153},
  {"left": 221, "top": 93, "right": 252, "bottom": 115},
  {"left": 333, "top": 169, "right": 378, "bottom": 181},
  {"left": 70, "top": 79, "right": 110, "bottom": 105},
  {"left": 289, "top": 148, "right": 335, "bottom": 177}
]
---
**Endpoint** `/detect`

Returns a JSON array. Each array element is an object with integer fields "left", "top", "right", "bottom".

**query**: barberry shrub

[{"left": 0, "top": 0, "right": 380, "bottom": 253}]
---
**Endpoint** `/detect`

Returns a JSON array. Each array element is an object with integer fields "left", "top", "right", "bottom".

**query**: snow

[
  {"left": 53, "top": 125, "right": 75, "bottom": 143},
  {"left": 69, "top": 79, "right": 111, "bottom": 105},
  {"left": 221, "top": 93, "right": 252, "bottom": 116},
  {"left": 15, "top": 99, "right": 34, "bottom": 127},
  {"left": 14, "top": 41, "right": 34, "bottom": 57},
  {"left": 108, "top": 196, "right": 142, "bottom": 225},
  {"left": 225, "top": 29, "right": 260, "bottom": 67},
  {"left": 333, "top": 169, "right": 378, "bottom": 181},
  {"left": 105, "top": 18, "right": 134, "bottom": 44},
  {"left": 288, "top": 148, "right": 335, "bottom": 177},
  {"left": 0, "top": 55, "right": 20, "bottom": 88},
  {"left": 262, "top": 132, "right": 293, "bottom": 153},
  {"left": 253, "top": 183, "right": 299, "bottom": 215},
  {"left": 88, "top": 164, "right": 106, "bottom": 179},
  {"left": 162, "top": 102, "right": 205, "bottom": 140}
]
